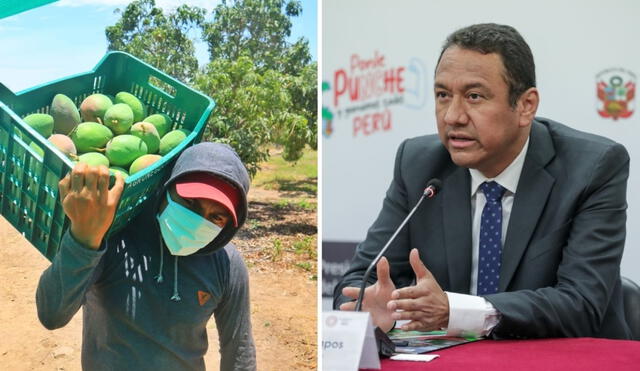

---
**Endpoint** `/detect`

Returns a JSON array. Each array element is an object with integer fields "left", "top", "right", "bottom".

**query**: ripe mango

[
  {"left": 50, "top": 94, "right": 81, "bottom": 135},
  {"left": 130, "top": 122, "right": 160, "bottom": 154},
  {"left": 104, "top": 104, "right": 134, "bottom": 135},
  {"left": 71, "top": 122, "right": 114, "bottom": 153},
  {"left": 159, "top": 129, "right": 191, "bottom": 156},
  {"left": 80, "top": 94, "right": 113, "bottom": 124},
  {"left": 78, "top": 152, "right": 110, "bottom": 167},
  {"left": 115, "top": 92, "right": 146, "bottom": 123},
  {"left": 105, "top": 135, "right": 148, "bottom": 167},
  {"left": 129, "top": 154, "right": 161, "bottom": 175},
  {"left": 23, "top": 113, "right": 54, "bottom": 138},
  {"left": 48, "top": 134, "right": 77, "bottom": 160},
  {"left": 143, "top": 113, "right": 172, "bottom": 137}
]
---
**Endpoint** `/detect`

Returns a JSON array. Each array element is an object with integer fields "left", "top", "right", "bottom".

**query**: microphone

[
  {"left": 352, "top": 178, "right": 442, "bottom": 357},
  {"left": 354, "top": 178, "right": 441, "bottom": 311},
  {"left": 424, "top": 179, "right": 442, "bottom": 198}
]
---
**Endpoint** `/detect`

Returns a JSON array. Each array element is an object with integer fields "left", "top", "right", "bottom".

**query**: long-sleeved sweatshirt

[{"left": 36, "top": 142, "right": 256, "bottom": 370}]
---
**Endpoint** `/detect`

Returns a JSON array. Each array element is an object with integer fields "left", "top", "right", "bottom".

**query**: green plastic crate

[
  {"left": 0, "top": 0, "right": 58, "bottom": 20},
  {"left": 0, "top": 51, "right": 215, "bottom": 260}
]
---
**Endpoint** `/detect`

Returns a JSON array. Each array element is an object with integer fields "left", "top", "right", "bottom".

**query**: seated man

[
  {"left": 36, "top": 142, "right": 257, "bottom": 370},
  {"left": 334, "top": 23, "right": 632, "bottom": 340}
]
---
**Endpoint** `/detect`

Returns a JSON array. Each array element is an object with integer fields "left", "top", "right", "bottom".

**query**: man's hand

[
  {"left": 58, "top": 163, "right": 125, "bottom": 250},
  {"left": 387, "top": 248, "right": 450, "bottom": 331},
  {"left": 340, "top": 257, "right": 396, "bottom": 332}
]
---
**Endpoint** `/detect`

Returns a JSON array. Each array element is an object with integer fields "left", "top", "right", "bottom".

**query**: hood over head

[{"left": 161, "top": 142, "right": 250, "bottom": 255}]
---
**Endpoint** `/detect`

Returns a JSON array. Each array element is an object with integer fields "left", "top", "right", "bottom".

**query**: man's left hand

[{"left": 387, "top": 248, "right": 450, "bottom": 331}]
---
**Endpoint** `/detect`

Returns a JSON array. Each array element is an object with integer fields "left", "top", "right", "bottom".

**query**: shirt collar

[{"left": 470, "top": 136, "right": 530, "bottom": 197}]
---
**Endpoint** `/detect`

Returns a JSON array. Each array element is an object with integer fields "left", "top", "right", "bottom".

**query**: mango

[
  {"left": 105, "top": 135, "right": 148, "bottom": 167},
  {"left": 48, "top": 134, "right": 77, "bottom": 160},
  {"left": 104, "top": 104, "right": 134, "bottom": 135},
  {"left": 78, "top": 152, "right": 109, "bottom": 167},
  {"left": 29, "top": 142, "right": 44, "bottom": 157},
  {"left": 115, "top": 92, "right": 146, "bottom": 123},
  {"left": 71, "top": 122, "right": 114, "bottom": 153},
  {"left": 13, "top": 127, "right": 23, "bottom": 140},
  {"left": 129, "top": 154, "right": 161, "bottom": 175},
  {"left": 143, "top": 113, "right": 172, "bottom": 137},
  {"left": 109, "top": 166, "right": 129, "bottom": 179},
  {"left": 130, "top": 122, "right": 160, "bottom": 154},
  {"left": 159, "top": 129, "right": 190, "bottom": 156},
  {"left": 50, "top": 94, "right": 81, "bottom": 135},
  {"left": 23, "top": 113, "right": 54, "bottom": 138},
  {"left": 80, "top": 94, "right": 113, "bottom": 124}
]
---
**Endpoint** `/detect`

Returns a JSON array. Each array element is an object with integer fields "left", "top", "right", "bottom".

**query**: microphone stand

[{"left": 353, "top": 180, "right": 440, "bottom": 357}]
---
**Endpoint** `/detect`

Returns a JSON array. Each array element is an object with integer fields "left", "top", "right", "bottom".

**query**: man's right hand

[
  {"left": 58, "top": 163, "right": 124, "bottom": 250},
  {"left": 339, "top": 257, "right": 396, "bottom": 332}
]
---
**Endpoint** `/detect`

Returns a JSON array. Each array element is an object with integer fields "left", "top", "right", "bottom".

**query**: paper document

[{"left": 388, "top": 329, "right": 480, "bottom": 354}]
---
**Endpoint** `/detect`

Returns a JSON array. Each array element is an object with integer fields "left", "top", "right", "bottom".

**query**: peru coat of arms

[{"left": 596, "top": 68, "right": 636, "bottom": 120}]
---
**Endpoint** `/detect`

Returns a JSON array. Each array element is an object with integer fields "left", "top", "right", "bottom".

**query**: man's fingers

[
  {"left": 97, "top": 166, "right": 110, "bottom": 197},
  {"left": 339, "top": 301, "right": 356, "bottom": 311},
  {"left": 387, "top": 297, "right": 422, "bottom": 312},
  {"left": 70, "top": 163, "right": 87, "bottom": 192},
  {"left": 84, "top": 166, "right": 99, "bottom": 192},
  {"left": 108, "top": 172, "right": 125, "bottom": 207},
  {"left": 409, "top": 248, "right": 431, "bottom": 280},
  {"left": 58, "top": 174, "right": 70, "bottom": 202},
  {"left": 392, "top": 285, "right": 425, "bottom": 300},
  {"left": 391, "top": 310, "right": 423, "bottom": 321},
  {"left": 376, "top": 256, "right": 393, "bottom": 286},
  {"left": 342, "top": 286, "right": 360, "bottom": 300},
  {"left": 400, "top": 320, "right": 430, "bottom": 332}
]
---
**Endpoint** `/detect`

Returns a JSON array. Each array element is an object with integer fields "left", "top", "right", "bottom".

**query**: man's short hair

[{"left": 437, "top": 23, "right": 536, "bottom": 107}]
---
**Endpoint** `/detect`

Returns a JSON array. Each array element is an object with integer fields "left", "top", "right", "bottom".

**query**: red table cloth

[{"left": 363, "top": 337, "right": 640, "bottom": 371}]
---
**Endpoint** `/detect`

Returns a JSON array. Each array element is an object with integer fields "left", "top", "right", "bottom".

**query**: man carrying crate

[{"left": 35, "top": 142, "right": 257, "bottom": 371}]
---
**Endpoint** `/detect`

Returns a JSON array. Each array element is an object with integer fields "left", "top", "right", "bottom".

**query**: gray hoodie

[{"left": 36, "top": 142, "right": 256, "bottom": 370}]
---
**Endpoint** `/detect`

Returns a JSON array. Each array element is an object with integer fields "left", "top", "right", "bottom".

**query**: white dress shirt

[{"left": 444, "top": 137, "right": 530, "bottom": 337}]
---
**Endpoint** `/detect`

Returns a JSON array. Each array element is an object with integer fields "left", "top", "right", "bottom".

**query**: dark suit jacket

[{"left": 334, "top": 117, "right": 632, "bottom": 339}]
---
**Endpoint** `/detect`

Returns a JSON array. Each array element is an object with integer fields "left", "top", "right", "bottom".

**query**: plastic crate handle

[
  {"left": 146, "top": 74, "right": 178, "bottom": 100},
  {"left": 120, "top": 52, "right": 180, "bottom": 101}
]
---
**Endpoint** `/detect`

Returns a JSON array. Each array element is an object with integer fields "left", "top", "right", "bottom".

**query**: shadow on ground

[
  {"left": 237, "top": 201, "right": 317, "bottom": 239},
  {"left": 268, "top": 178, "right": 317, "bottom": 196}
]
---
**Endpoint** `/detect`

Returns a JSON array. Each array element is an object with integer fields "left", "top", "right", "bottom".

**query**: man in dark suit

[{"left": 334, "top": 23, "right": 632, "bottom": 339}]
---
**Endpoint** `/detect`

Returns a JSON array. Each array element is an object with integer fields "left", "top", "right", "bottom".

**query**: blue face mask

[{"left": 156, "top": 192, "right": 222, "bottom": 256}]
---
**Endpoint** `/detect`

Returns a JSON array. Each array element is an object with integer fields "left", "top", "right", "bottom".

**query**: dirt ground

[{"left": 0, "top": 186, "right": 317, "bottom": 370}]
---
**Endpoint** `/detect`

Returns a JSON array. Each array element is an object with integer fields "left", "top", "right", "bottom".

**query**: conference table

[{"left": 362, "top": 337, "right": 640, "bottom": 370}]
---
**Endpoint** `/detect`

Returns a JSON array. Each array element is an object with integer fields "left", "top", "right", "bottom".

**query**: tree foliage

[
  {"left": 198, "top": 0, "right": 316, "bottom": 172},
  {"left": 197, "top": 57, "right": 315, "bottom": 175},
  {"left": 105, "top": 0, "right": 205, "bottom": 84},
  {"left": 284, "top": 61, "right": 317, "bottom": 153},
  {"left": 105, "top": 0, "right": 316, "bottom": 175},
  {"left": 202, "top": 0, "right": 306, "bottom": 72}
]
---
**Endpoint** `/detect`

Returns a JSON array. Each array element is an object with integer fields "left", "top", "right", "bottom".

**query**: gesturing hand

[
  {"left": 58, "top": 163, "right": 125, "bottom": 250},
  {"left": 340, "top": 257, "right": 397, "bottom": 332},
  {"left": 387, "top": 248, "right": 450, "bottom": 331}
]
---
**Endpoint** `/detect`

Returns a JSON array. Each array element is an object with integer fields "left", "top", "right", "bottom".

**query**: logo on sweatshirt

[{"left": 197, "top": 290, "right": 212, "bottom": 306}]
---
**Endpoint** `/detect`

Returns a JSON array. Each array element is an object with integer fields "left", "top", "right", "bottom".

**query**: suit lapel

[
  {"left": 442, "top": 167, "right": 473, "bottom": 293},
  {"left": 499, "top": 121, "right": 556, "bottom": 291}
]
